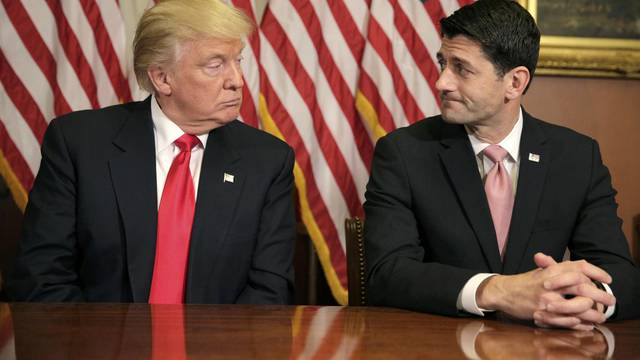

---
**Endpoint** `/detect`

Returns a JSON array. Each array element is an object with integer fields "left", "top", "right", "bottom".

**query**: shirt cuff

[
  {"left": 602, "top": 282, "right": 615, "bottom": 319},
  {"left": 457, "top": 273, "right": 497, "bottom": 316}
]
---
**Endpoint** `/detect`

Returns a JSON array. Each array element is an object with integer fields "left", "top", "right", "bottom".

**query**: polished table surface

[{"left": 0, "top": 303, "right": 638, "bottom": 359}]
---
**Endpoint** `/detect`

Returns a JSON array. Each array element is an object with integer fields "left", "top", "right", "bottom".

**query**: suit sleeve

[
  {"left": 569, "top": 139, "right": 640, "bottom": 320},
  {"left": 236, "top": 146, "right": 295, "bottom": 304},
  {"left": 364, "top": 135, "right": 476, "bottom": 316},
  {"left": 6, "top": 119, "right": 85, "bottom": 301}
]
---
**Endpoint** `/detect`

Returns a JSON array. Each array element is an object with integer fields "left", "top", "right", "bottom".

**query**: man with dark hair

[{"left": 364, "top": 0, "right": 639, "bottom": 329}]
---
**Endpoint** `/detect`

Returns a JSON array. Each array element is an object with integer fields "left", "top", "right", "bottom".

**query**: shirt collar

[
  {"left": 151, "top": 94, "right": 208, "bottom": 153},
  {"left": 467, "top": 107, "right": 523, "bottom": 162}
]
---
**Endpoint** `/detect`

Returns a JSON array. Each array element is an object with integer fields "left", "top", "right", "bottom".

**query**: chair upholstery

[{"left": 345, "top": 217, "right": 366, "bottom": 306}]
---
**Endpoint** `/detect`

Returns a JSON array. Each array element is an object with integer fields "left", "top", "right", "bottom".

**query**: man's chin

[
  {"left": 181, "top": 117, "right": 236, "bottom": 135},
  {"left": 441, "top": 111, "right": 469, "bottom": 125}
]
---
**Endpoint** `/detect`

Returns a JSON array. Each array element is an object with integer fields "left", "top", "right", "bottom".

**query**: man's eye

[{"left": 203, "top": 63, "right": 223, "bottom": 74}]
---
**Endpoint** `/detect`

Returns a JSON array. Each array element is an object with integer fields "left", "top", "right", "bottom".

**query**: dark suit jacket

[
  {"left": 7, "top": 98, "right": 296, "bottom": 304},
  {"left": 364, "top": 111, "right": 640, "bottom": 319}
]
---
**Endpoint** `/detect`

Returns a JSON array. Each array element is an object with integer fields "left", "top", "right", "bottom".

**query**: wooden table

[{"left": 0, "top": 303, "right": 638, "bottom": 359}]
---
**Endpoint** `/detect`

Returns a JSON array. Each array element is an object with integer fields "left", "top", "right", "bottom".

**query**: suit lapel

[
  {"left": 502, "top": 112, "right": 550, "bottom": 273},
  {"left": 185, "top": 122, "right": 244, "bottom": 301},
  {"left": 439, "top": 123, "right": 503, "bottom": 272},
  {"left": 108, "top": 98, "right": 158, "bottom": 302}
]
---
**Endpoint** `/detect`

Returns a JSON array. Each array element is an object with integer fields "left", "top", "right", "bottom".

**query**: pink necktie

[
  {"left": 149, "top": 134, "right": 200, "bottom": 304},
  {"left": 483, "top": 145, "right": 514, "bottom": 257}
]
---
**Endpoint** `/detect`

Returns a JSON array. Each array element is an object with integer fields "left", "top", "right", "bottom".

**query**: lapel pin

[
  {"left": 528, "top": 153, "right": 540, "bottom": 163},
  {"left": 223, "top": 173, "right": 235, "bottom": 183}
]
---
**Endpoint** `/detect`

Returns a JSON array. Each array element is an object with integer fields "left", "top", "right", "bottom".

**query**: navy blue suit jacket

[
  {"left": 7, "top": 98, "right": 296, "bottom": 304},
  {"left": 365, "top": 111, "right": 640, "bottom": 319}
]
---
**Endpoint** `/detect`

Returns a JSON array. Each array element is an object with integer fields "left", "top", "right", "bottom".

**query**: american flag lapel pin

[
  {"left": 223, "top": 173, "right": 235, "bottom": 183},
  {"left": 528, "top": 153, "right": 540, "bottom": 163}
]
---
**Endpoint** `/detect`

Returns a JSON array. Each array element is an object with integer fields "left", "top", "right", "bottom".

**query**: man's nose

[
  {"left": 435, "top": 67, "right": 454, "bottom": 93},
  {"left": 224, "top": 61, "right": 244, "bottom": 90}
]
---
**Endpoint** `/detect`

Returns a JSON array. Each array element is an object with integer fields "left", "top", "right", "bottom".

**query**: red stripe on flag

[
  {"left": 261, "top": 9, "right": 363, "bottom": 217},
  {"left": 456, "top": 0, "right": 476, "bottom": 8},
  {"left": 328, "top": 1, "right": 396, "bottom": 134},
  {"left": 2, "top": 0, "right": 72, "bottom": 117},
  {"left": 367, "top": 17, "right": 424, "bottom": 122},
  {"left": 423, "top": 0, "right": 448, "bottom": 34},
  {"left": 231, "top": 0, "right": 261, "bottom": 56},
  {"left": 240, "top": 86, "right": 259, "bottom": 128},
  {"left": 45, "top": 0, "right": 101, "bottom": 109},
  {"left": 231, "top": 0, "right": 260, "bottom": 128},
  {"left": 359, "top": 72, "right": 396, "bottom": 134},
  {"left": 260, "top": 73, "right": 347, "bottom": 287},
  {"left": 326, "top": 0, "right": 367, "bottom": 63},
  {"left": 79, "top": 0, "right": 133, "bottom": 103},
  {"left": 0, "top": 51, "right": 48, "bottom": 143},
  {"left": 391, "top": 0, "right": 441, "bottom": 111},
  {"left": 291, "top": 2, "right": 373, "bottom": 173},
  {"left": 0, "top": 121, "right": 35, "bottom": 191}
]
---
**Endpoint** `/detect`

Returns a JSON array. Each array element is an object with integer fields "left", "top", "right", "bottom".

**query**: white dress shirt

[
  {"left": 455, "top": 108, "right": 615, "bottom": 319},
  {"left": 151, "top": 95, "right": 209, "bottom": 208}
]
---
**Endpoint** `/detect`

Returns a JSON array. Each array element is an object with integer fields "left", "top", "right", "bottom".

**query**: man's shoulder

[
  {"left": 525, "top": 113, "right": 595, "bottom": 146},
  {"left": 385, "top": 115, "right": 447, "bottom": 141},
  {"left": 221, "top": 120, "right": 293, "bottom": 154},
  {"left": 51, "top": 100, "right": 147, "bottom": 132}
]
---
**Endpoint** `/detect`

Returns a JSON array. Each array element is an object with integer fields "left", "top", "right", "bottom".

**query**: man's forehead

[
  {"left": 184, "top": 37, "right": 245, "bottom": 55},
  {"left": 439, "top": 35, "right": 482, "bottom": 56}
]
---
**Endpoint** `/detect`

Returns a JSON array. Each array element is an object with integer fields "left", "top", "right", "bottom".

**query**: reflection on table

[
  {"left": 457, "top": 321, "right": 613, "bottom": 359},
  {"left": 0, "top": 303, "right": 638, "bottom": 359}
]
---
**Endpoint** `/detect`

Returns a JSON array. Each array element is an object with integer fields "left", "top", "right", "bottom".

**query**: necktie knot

[
  {"left": 174, "top": 134, "right": 200, "bottom": 153},
  {"left": 483, "top": 144, "right": 508, "bottom": 164}
]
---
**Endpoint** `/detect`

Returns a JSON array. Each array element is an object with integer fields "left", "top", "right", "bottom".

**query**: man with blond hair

[{"left": 7, "top": 0, "right": 295, "bottom": 304}]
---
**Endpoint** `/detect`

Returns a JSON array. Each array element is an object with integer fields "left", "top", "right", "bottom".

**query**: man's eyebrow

[
  {"left": 204, "top": 49, "right": 245, "bottom": 62},
  {"left": 203, "top": 54, "right": 224, "bottom": 62},
  {"left": 450, "top": 55, "right": 474, "bottom": 68}
]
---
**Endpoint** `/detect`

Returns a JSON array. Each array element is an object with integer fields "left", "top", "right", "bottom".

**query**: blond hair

[{"left": 133, "top": 0, "right": 254, "bottom": 92}]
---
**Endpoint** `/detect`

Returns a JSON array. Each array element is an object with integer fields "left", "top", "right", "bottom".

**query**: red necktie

[
  {"left": 483, "top": 145, "right": 514, "bottom": 258},
  {"left": 149, "top": 134, "right": 201, "bottom": 304}
]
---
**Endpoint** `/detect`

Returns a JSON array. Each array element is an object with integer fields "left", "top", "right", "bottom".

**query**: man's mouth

[
  {"left": 221, "top": 99, "right": 241, "bottom": 107},
  {"left": 441, "top": 96, "right": 463, "bottom": 103}
]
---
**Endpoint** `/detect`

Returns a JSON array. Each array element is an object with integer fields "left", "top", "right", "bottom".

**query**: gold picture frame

[{"left": 518, "top": 0, "right": 640, "bottom": 78}]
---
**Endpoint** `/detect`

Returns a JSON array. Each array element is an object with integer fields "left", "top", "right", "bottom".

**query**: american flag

[{"left": 0, "top": 0, "right": 472, "bottom": 304}]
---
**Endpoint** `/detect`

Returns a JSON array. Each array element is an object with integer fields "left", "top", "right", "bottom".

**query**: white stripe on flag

[
  {"left": 0, "top": 83, "right": 42, "bottom": 174},
  {"left": 20, "top": 1, "right": 92, "bottom": 111},
  {"left": 60, "top": 0, "right": 119, "bottom": 107},
  {"left": 260, "top": 33, "right": 349, "bottom": 245}
]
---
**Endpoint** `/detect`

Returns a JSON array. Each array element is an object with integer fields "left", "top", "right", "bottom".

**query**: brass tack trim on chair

[
  {"left": 346, "top": 217, "right": 366, "bottom": 306},
  {"left": 356, "top": 218, "right": 366, "bottom": 305}
]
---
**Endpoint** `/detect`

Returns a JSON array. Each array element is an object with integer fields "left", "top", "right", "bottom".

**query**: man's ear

[
  {"left": 505, "top": 66, "right": 530, "bottom": 100},
  {"left": 147, "top": 65, "right": 172, "bottom": 96}
]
